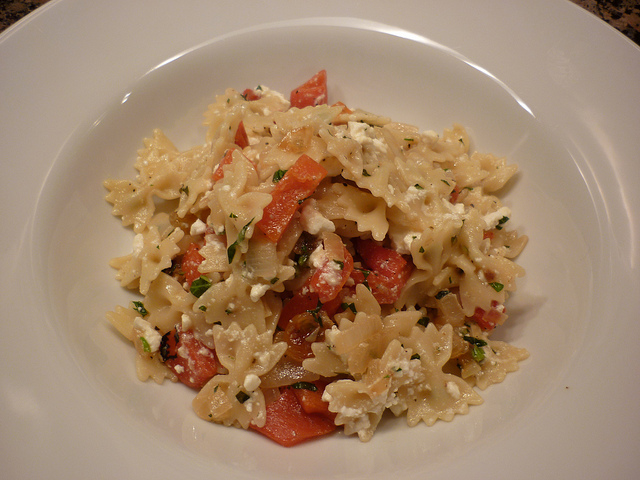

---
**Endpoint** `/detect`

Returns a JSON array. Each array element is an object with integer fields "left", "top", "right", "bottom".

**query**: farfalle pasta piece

[{"left": 192, "top": 322, "right": 287, "bottom": 429}]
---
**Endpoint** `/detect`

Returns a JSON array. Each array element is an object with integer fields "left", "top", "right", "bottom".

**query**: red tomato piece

[
  {"left": 212, "top": 148, "right": 257, "bottom": 182},
  {"left": 449, "top": 185, "right": 461, "bottom": 203},
  {"left": 234, "top": 121, "right": 249, "bottom": 149},
  {"left": 308, "top": 244, "right": 354, "bottom": 303},
  {"left": 250, "top": 388, "right": 336, "bottom": 447},
  {"left": 181, "top": 243, "right": 204, "bottom": 287},
  {"left": 352, "top": 239, "right": 413, "bottom": 304},
  {"left": 472, "top": 301, "right": 504, "bottom": 331},
  {"left": 160, "top": 326, "right": 219, "bottom": 389},
  {"left": 212, "top": 149, "right": 235, "bottom": 182},
  {"left": 331, "top": 101, "right": 353, "bottom": 114},
  {"left": 290, "top": 70, "right": 328, "bottom": 108},
  {"left": 290, "top": 381, "right": 335, "bottom": 419},
  {"left": 256, "top": 154, "right": 328, "bottom": 242},
  {"left": 242, "top": 88, "right": 262, "bottom": 101}
]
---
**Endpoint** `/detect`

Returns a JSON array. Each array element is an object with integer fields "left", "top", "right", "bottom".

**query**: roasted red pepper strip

[{"left": 256, "top": 154, "right": 328, "bottom": 242}]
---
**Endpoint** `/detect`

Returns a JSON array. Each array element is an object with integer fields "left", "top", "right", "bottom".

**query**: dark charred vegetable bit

[
  {"left": 190, "top": 276, "right": 212, "bottom": 298},
  {"left": 132, "top": 301, "right": 148, "bottom": 317},
  {"left": 290, "top": 382, "right": 318, "bottom": 391},
  {"left": 159, "top": 330, "right": 180, "bottom": 362},
  {"left": 236, "top": 391, "right": 251, "bottom": 404},
  {"left": 293, "top": 232, "right": 315, "bottom": 268},
  {"left": 435, "top": 290, "right": 450, "bottom": 300}
]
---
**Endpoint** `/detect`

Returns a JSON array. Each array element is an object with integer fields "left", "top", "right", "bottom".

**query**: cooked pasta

[{"left": 104, "top": 70, "right": 528, "bottom": 446}]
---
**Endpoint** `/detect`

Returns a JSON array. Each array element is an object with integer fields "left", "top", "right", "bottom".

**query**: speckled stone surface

[{"left": 1, "top": 0, "right": 639, "bottom": 45}]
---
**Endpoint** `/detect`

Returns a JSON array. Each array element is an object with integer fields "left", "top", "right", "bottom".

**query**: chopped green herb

[
  {"left": 236, "top": 391, "right": 250, "bottom": 404},
  {"left": 333, "top": 259, "right": 344, "bottom": 270},
  {"left": 237, "top": 219, "right": 253, "bottom": 242},
  {"left": 414, "top": 184, "right": 424, "bottom": 190},
  {"left": 341, "top": 302, "right": 357, "bottom": 313},
  {"left": 270, "top": 277, "right": 279, "bottom": 284},
  {"left": 463, "top": 335, "right": 488, "bottom": 347},
  {"left": 362, "top": 169, "right": 371, "bottom": 177},
  {"left": 419, "top": 246, "right": 425, "bottom": 253},
  {"left": 179, "top": 185, "right": 189, "bottom": 195},
  {"left": 190, "top": 276, "right": 212, "bottom": 298},
  {"left": 410, "top": 353, "right": 421, "bottom": 360},
  {"left": 199, "top": 305, "right": 207, "bottom": 312},
  {"left": 441, "top": 179, "right": 450, "bottom": 186},
  {"left": 495, "top": 216, "right": 509, "bottom": 230},
  {"left": 470, "top": 345, "right": 485, "bottom": 362},
  {"left": 272, "top": 169, "right": 287, "bottom": 183},
  {"left": 489, "top": 282, "right": 504, "bottom": 292},
  {"left": 418, "top": 316, "right": 430, "bottom": 327},
  {"left": 290, "top": 382, "right": 318, "bottom": 391},
  {"left": 435, "top": 290, "right": 450, "bottom": 300},
  {"left": 297, "top": 254, "right": 309, "bottom": 267},
  {"left": 229, "top": 212, "right": 238, "bottom": 219},
  {"left": 139, "top": 337, "right": 151, "bottom": 353},
  {"left": 404, "top": 138, "right": 414, "bottom": 142},
  {"left": 307, "top": 300, "right": 323, "bottom": 325},
  {"left": 225, "top": 308, "right": 232, "bottom": 315},
  {"left": 132, "top": 301, "right": 148, "bottom": 317},
  {"left": 227, "top": 218, "right": 254, "bottom": 263}
]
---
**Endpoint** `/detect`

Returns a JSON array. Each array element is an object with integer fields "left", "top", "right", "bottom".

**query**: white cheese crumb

[
  {"left": 177, "top": 345, "right": 189, "bottom": 359},
  {"left": 173, "top": 365, "right": 184, "bottom": 374},
  {"left": 190, "top": 218, "right": 207, "bottom": 236},
  {"left": 181, "top": 313, "right": 193, "bottom": 331},
  {"left": 446, "top": 381, "right": 461, "bottom": 399},
  {"left": 299, "top": 201, "right": 335, "bottom": 235},
  {"left": 250, "top": 283, "right": 270, "bottom": 302},
  {"left": 133, "top": 317, "right": 162, "bottom": 352},
  {"left": 309, "top": 244, "right": 328, "bottom": 269},
  {"left": 244, "top": 373, "right": 261, "bottom": 391},
  {"left": 482, "top": 207, "right": 511, "bottom": 230}
]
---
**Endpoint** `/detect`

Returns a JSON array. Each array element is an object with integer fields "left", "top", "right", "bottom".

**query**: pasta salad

[{"left": 104, "top": 70, "right": 529, "bottom": 446}]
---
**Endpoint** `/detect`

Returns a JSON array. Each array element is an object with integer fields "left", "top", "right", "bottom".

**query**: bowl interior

[{"left": 31, "top": 20, "right": 603, "bottom": 477}]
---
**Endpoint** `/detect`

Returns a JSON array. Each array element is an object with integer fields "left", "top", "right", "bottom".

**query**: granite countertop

[{"left": 1, "top": 0, "right": 639, "bottom": 45}]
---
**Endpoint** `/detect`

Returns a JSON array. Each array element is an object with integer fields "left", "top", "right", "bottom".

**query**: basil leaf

[
  {"left": 190, "top": 276, "right": 212, "bottom": 298},
  {"left": 489, "top": 282, "right": 504, "bottom": 292}
]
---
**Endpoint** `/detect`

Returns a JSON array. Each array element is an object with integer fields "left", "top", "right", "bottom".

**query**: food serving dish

[{"left": 1, "top": 0, "right": 638, "bottom": 478}]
